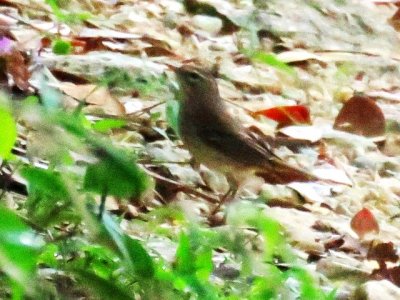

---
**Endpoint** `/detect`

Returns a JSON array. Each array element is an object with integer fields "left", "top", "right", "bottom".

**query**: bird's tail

[{"left": 255, "top": 159, "right": 316, "bottom": 184}]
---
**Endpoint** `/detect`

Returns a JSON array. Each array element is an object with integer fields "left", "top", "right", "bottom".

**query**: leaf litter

[{"left": 3, "top": 0, "right": 400, "bottom": 298}]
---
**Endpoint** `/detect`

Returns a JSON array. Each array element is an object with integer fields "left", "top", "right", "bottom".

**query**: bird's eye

[{"left": 186, "top": 72, "right": 201, "bottom": 82}]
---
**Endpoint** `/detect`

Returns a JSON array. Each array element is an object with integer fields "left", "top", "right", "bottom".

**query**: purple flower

[{"left": 0, "top": 36, "right": 13, "bottom": 55}]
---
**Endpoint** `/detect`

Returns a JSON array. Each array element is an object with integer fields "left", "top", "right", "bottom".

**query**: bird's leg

[
  {"left": 222, "top": 174, "right": 239, "bottom": 203},
  {"left": 210, "top": 174, "right": 238, "bottom": 215}
]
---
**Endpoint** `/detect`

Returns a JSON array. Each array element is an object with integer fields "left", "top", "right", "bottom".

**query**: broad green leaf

[
  {"left": 55, "top": 112, "right": 150, "bottom": 199},
  {"left": 21, "top": 167, "right": 70, "bottom": 199},
  {"left": 0, "top": 206, "right": 43, "bottom": 289},
  {"left": 20, "top": 167, "right": 74, "bottom": 226},
  {"left": 92, "top": 119, "right": 127, "bottom": 133},
  {"left": 102, "top": 213, "right": 155, "bottom": 278},
  {"left": 73, "top": 270, "right": 134, "bottom": 300},
  {"left": 195, "top": 248, "right": 213, "bottom": 281},
  {"left": 84, "top": 150, "right": 149, "bottom": 198},
  {"left": 0, "top": 107, "right": 17, "bottom": 159},
  {"left": 54, "top": 111, "right": 90, "bottom": 138},
  {"left": 122, "top": 235, "right": 155, "bottom": 278},
  {"left": 51, "top": 113, "right": 151, "bottom": 203},
  {"left": 80, "top": 245, "right": 119, "bottom": 279},
  {"left": 175, "top": 232, "right": 194, "bottom": 275},
  {"left": 174, "top": 231, "right": 218, "bottom": 300}
]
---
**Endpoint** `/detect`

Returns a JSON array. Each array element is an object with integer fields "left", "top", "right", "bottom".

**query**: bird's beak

[{"left": 165, "top": 64, "right": 178, "bottom": 71}]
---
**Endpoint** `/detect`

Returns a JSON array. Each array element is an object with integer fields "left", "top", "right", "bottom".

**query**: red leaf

[
  {"left": 40, "top": 37, "right": 52, "bottom": 48},
  {"left": 71, "top": 39, "right": 87, "bottom": 48},
  {"left": 350, "top": 208, "right": 380, "bottom": 239},
  {"left": 334, "top": 95, "right": 385, "bottom": 137},
  {"left": 252, "top": 105, "right": 311, "bottom": 127}
]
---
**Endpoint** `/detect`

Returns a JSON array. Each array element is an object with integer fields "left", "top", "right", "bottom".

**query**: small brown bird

[{"left": 175, "top": 65, "right": 315, "bottom": 200}]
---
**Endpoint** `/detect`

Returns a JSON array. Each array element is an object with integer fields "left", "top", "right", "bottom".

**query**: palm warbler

[{"left": 176, "top": 65, "right": 315, "bottom": 199}]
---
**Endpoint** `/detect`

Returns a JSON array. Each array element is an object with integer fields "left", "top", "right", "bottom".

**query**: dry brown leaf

[
  {"left": 59, "top": 83, "right": 125, "bottom": 116},
  {"left": 367, "top": 90, "right": 400, "bottom": 102},
  {"left": 334, "top": 95, "right": 385, "bottom": 137},
  {"left": 389, "top": 7, "right": 400, "bottom": 31},
  {"left": 77, "top": 28, "right": 141, "bottom": 39},
  {"left": 5, "top": 49, "right": 30, "bottom": 91},
  {"left": 367, "top": 241, "right": 399, "bottom": 263}
]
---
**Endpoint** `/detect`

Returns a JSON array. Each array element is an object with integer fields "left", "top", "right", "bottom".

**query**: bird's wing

[
  {"left": 198, "top": 127, "right": 316, "bottom": 183},
  {"left": 197, "top": 126, "right": 277, "bottom": 166}
]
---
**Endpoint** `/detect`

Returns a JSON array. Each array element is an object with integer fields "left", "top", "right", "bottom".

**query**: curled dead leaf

[{"left": 334, "top": 95, "right": 385, "bottom": 137}]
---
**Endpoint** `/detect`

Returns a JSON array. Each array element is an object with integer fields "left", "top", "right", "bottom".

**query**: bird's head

[{"left": 175, "top": 65, "right": 219, "bottom": 103}]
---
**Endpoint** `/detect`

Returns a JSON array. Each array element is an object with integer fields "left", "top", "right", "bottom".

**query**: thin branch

[{"left": 143, "top": 167, "right": 220, "bottom": 204}]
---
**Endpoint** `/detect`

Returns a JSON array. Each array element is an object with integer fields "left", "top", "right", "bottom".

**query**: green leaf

[
  {"left": 250, "top": 216, "right": 286, "bottom": 262},
  {"left": 21, "top": 167, "right": 70, "bottom": 199},
  {"left": 20, "top": 167, "right": 74, "bottom": 226},
  {"left": 0, "top": 107, "right": 17, "bottom": 159},
  {"left": 73, "top": 270, "right": 134, "bottom": 300},
  {"left": 84, "top": 150, "right": 149, "bottom": 198},
  {"left": 45, "top": 0, "right": 91, "bottom": 24},
  {"left": 122, "top": 235, "right": 155, "bottom": 278},
  {"left": 0, "top": 205, "right": 43, "bottom": 289},
  {"left": 166, "top": 99, "right": 180, "bottom": 136},
  {"left": 22, "top": 96, "right": 39, "bottom": 106},
  {"left": 37, "top": 244, "right": 59, "bottom": 268},
  {"left": 92, "top": 119, "right": 127, "bottom": 133},
  {"left": 249, "top": 51, "right": 295, "bottom": 76},
  {"left": 102, "top": 213, "right": 155, "bottom": 278},
  {"left": 195, "top": 248, "right": 213, "bottom": 281},
  {"left": 175, "top": 232, "right": 194, "bottom": 275},
  {"left": 174, "top": 231, "right": 218, "bottom": 300},
  {"left": 54, "top": 111, "right": 90, "bottom": 138},
  {"left": 54, "top": 111, "right": 150, "bottom": 199},
  {"left": 80, "top": 245, "right": 119, "bottom": 279},
  {"left": 52, "top": 39, "right": 72, "bottom": 55},
  {"left": 227, "top": 202, "right": 295, "bottom": 264},
  {"left": 249, "top": 271, "right": 283, "bottom": 300}
]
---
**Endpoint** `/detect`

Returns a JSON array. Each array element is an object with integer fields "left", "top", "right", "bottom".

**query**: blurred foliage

[
  {"left": 0, "top": 89, "right": 334, "bottom": 298},
  {"left": 98, "top": 67, "right": 170, "bottom": 97},
  {"left": 0, "top": 106, "right": 16, "bottom": 159},
  {"left": 45, "top": 0, "right": 92, "bottom": 24}
]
